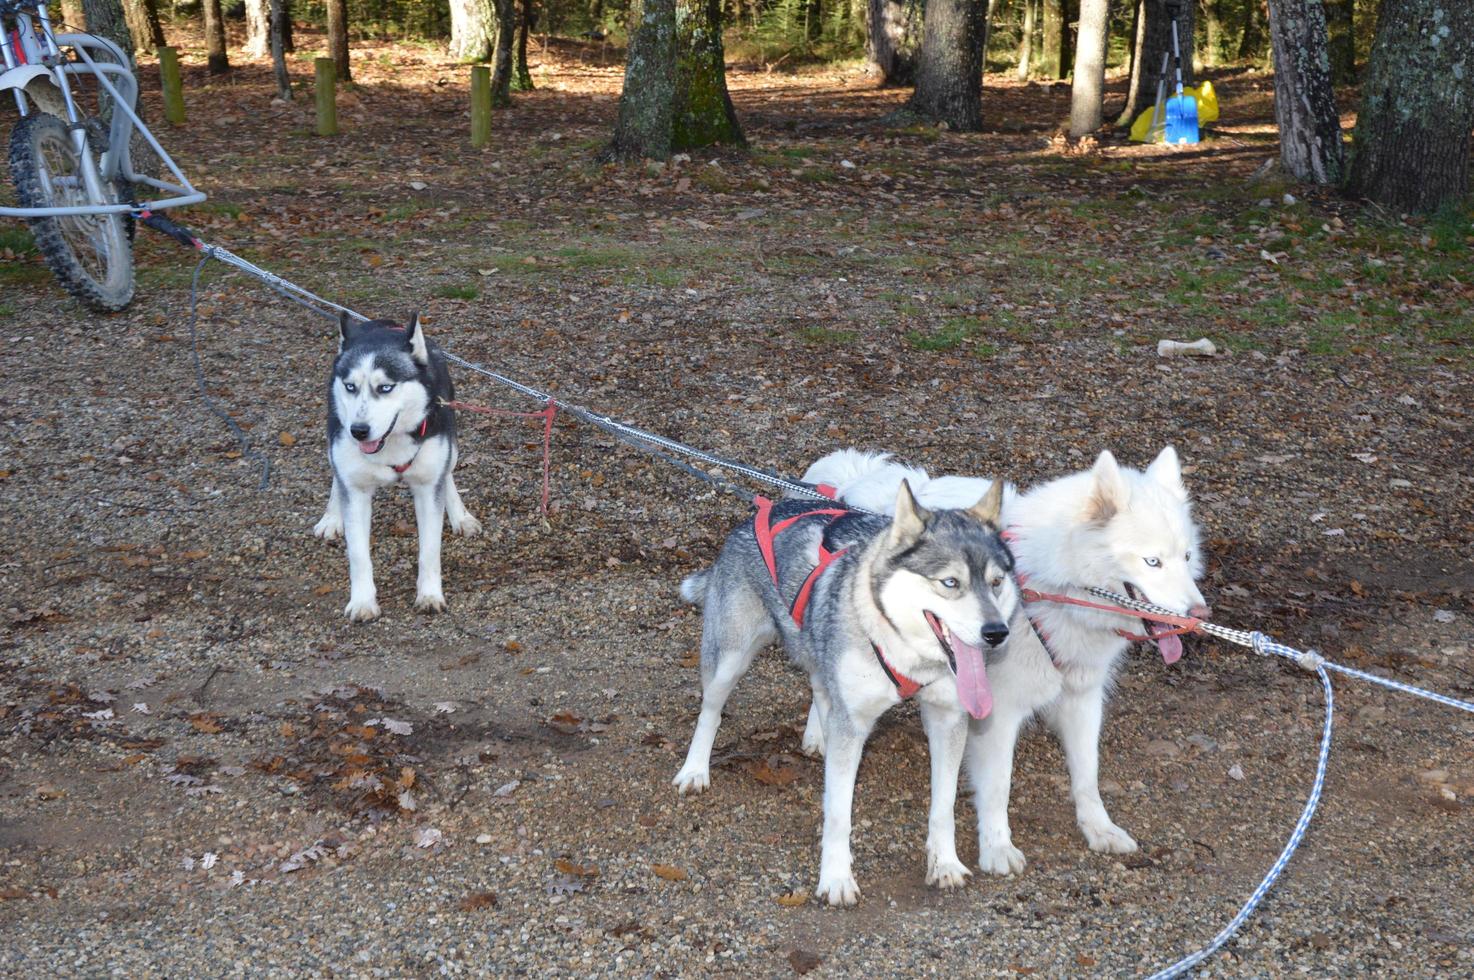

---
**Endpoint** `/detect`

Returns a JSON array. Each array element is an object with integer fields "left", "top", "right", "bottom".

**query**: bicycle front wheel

[{"left": 8, "top": 112, "right": 135, "bottom": 312}]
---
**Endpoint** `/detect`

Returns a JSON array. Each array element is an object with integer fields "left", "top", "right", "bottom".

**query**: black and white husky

[
  {"left": 675, "top": 482, "right": 1019, "bottom": 905},
  {"left": 313, "top": 312, "right": 481, "bottom": 621}
]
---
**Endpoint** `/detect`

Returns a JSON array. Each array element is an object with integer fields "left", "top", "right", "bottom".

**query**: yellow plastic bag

[{"left": 1129, "top": 81, "right": 1220, "bottom": 141}]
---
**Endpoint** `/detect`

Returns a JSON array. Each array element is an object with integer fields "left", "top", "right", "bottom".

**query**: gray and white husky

[
  {"left": 804, "top": 447, "right": 1209, "bottom": 876},
  {"left": 313, "top": 312, "right": 481, "bottom": 621},
  {"left": 675, "top": 481, "right": 1019, "bottom": 905}
]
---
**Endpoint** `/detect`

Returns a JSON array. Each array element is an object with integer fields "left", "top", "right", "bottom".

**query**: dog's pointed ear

[
  {"left": 889, "top": 479, "right": 929, "bottom": 547},
  {"left": 405, "top": 310, "right": 429, "bottom": 365},
  {"left": 338, "top": 311, "right": 356, "bottom": 353},
  {"left": 1145, "top": 445, "right": 1187, "bottom": 499},
  {"left": 1083, "top": 450, "right": 1127, "bottom": 525},
  {"left": 967, "top": 479, "right": 1005, "bottom": 527}
]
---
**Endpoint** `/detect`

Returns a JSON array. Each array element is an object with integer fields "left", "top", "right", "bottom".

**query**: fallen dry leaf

[{"left": 651, "top": 864, "right": 688, "bottom": 882}]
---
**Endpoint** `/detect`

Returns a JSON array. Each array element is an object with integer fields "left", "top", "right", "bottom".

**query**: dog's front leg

[
  {"left": 816, "top": 710, "right": 874, "bottom": 907},
  {"left": 313, "top": 480, "right": 344, "bottom": 539},
  {"left": 1048, "top": 684, "right": 1138, "bottom": 855},
  {"left": 411, "top": 479, "right": 448, "bottom": 613},
  {"left": 342, "top": 488, "right": 380, "bottom": 622},
  {"left": 919, "top": 700, "right": 970, "bottom": 890},
  {"left": 966, "top": 712, "right": 1027, "bottom": 875}
]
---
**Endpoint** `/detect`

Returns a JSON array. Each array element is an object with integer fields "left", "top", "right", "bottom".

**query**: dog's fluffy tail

[
  {"left": 800, "top": 449, "right": 897, "bottom": 496},
  {"left": 679, "top": 570, "right": 710, "bottom": 606}
]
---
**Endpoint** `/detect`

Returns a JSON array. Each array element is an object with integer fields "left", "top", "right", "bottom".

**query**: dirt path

[{"left": 1, "top": 38, "right": 1472, "bottom": 977}]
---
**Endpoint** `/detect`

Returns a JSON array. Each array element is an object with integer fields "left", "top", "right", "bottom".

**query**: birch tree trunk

[
  {"left": 604, "top": 0, "right": 677, "bottom": 160},
  {"left": 450, "top": 0, "right": 496, "bottom": 62},
  {"left": 1068, "top": 0, "right": 1108, "bottom": 135},
  {"left": 909, "top": 0, "right": 987, "bottom": 130},
  {"left": 1347, "top": 0, "right": 1474, "bottom": 213},
  {"left": 672, "top": 0, "right": 744, "bottom": 148},
  {"left": 1015, "top": 0, "right": 1036, "bottom": 78},
  {"left": 866, "top": 0, "right": 919, "bottom": 85},
  {"left": 1265, "top": 0, "right": 1343, "bottom": 184},
  {"left": 202, "top": 0, "right": 229, "bottom": 74},
  {"left": 326, "top": 0, "right": 350, "bottom": 81},
  {"left": 244, "top": 0, "right": 270, "bottom": 57}
]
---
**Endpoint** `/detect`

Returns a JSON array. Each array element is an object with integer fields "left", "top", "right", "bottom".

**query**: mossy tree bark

[
  {"left": 122, "top": 0, "right": 164, "bottom": 54},
  {"left": 672, "top": 0, "right": 744, "bottom": 148},
  {"left": 512, "top": 0, "right": 535, "bottom": 91},
  {"left": 488, "top": 0, "right": 516, "bottom": 105},
  {"left": 269, "top": 0, "right": 292, "bottom": 99},
  {"left": 866, "top": 0, "right": 920, "bottom": 85},
  {"left": 1348, "top": 0, "right": 1474, "bottom": 213},
  {"left": 450, "top": 0, "right": 496, "bottom": 62},
  {"left": 1265, "top": 0, "right": 1343, "bottom": 184},
  {"left": 1323, "top": 0, "right": 1355, "bottom": 85},
  {"left": 82, "top": 0, "right": 135, "bottom": 62},
  {"left": 909, "top": 0, "right": 987, "bottom": 130},
  {"left": 1128, "top": 0, "right": 1193, "bottom": 116},
  {"left": 1068, "top": 0, "right": 1108, "bottom": 135},
  {"left": 604, "top": 0, "right": 677, "bottom": 160}
]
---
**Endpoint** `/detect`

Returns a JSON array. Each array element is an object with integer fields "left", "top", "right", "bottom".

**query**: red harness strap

[
  {"left": 871, "top": 642, "right": 922, "bottom": 698},
  {"left": 790, "top": 542, "right": 847, "bottom": 627},
  {"left": 752, "top": 495, "right": 851, "bottom": 627}
]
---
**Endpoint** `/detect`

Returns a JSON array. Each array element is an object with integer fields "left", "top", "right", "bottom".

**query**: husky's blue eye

[
  {"left": 940, "top": 577, "right": 959, "bottom": 589},
  {"left": 1144, "top": 557, "right": 1162, "bottom": 568},
  {"left": 343, "top": 382, "right": 357, "bottom": 394},
  {"left": 377, "top": 384, "right": 395, "bottom": 395}
]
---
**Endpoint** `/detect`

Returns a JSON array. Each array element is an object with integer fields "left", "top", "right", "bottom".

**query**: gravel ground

[{"left": 2, "top": 41, "right": 1473, "bottom": 979}]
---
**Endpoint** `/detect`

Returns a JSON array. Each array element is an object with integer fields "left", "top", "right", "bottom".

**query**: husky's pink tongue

[
  {"left": 358, "top": 437, "right": 384, "bottom": 455},
  {"left": 1153, "top": 628, "right": 1183, "bottom": 665},
  {"left": 952, "top": 636, "right": 993, "bottom": 720}
]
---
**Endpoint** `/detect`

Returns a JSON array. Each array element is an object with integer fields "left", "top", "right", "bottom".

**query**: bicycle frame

[{"left": 0, "top": 0, "right": 206, "bottom": 218}]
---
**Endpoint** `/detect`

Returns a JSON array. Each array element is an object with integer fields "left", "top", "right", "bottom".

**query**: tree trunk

[
  {"left": 244, "top": 0, "right": 269, "bottom": 57},
  {"left": 82, "top": 0, "right": 135, "bottom": 62},
  {"left": 672, "top": 0, "right": 744, "bottom": 148},
  {"left": 270, "top": 0, "right": 292, "bottom": 99},
  {"left": 1265, "top": 0, "right": 1343, "bottom": 183},
  {"left": 981, "top": 0, "right": 997, "bottom": 70},
  {"left": 281, "top": 0, "right": 294, "bottom": 52},
  {"left": 1068, "top": 0, "right": 1108, "bottom": 135},
  {"left": 201, "top": 0, "right": 229, "bottom": 73},
  {"left": 488, "top": 0, "right": 515, "bottom": 105},
  {"left": 1015, "top": 0, "right": 1035, "bottom": 78},
  {"left": 59, "top": 0, "right": 84, "bottom": 32},
  {"left": 909, "top": 0, "right": 987, "bottom": 130},
  {"left": 122, "top": 0, "right": 165, "bottom": 54},
  {"left": 512, "top": 0, "right": 535, "bottom": 90},
  {"left": 1059, "top": 0, "right": 1074, "bottom": 77},
  {"left": 1323, "top": 0, "right": 1353, "bottom": 85},
  {"left": 1236, "top": 0, "right": 1261, "bottom": 61},
  {"left": 1128, "top": 0, "right": 1193, "bottom": 116},
  {"left": 450, "top": 0, "right": 496, "bottom": 61},
  {"left": 605, "top": 0, "right": 677, "bottom": 160},
  {"left": 1040, "top": 0, "right": 1062, "bottom": 77},
  {"left": 326, "top": 0, "right": 350, "bottom": 81},
  {"left": 1114, "top": 0, "right": 1145, "bottom": 124},
  {"left": 1199, "top": 0, "right": 1220, "bottom": 66},
  {"left": 1347, "top": 0, "right": 1474, "bottom": 213},
  {"left": 866, "top": 0, "right": 919, "bottom": 85}
]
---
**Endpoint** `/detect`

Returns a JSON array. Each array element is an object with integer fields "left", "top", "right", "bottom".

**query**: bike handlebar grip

[{"left": 139, "top": 212, "right": 201, "bottom": 249}]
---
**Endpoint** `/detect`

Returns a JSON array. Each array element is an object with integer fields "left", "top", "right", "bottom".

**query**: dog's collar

[
  {"left": 389, "top": 417, "right": 431, "bottom": 474},
  {"left": 871, "top": 642, "right": 923, "bottom": 699},
  {"left": 1001, "top": 528, "right": 1065, "bottom": 670}
]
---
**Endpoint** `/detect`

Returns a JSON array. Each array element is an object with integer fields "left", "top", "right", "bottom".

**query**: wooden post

[
  {"left": 315, "top": 57, "right": 338, "bottom": 137},
  {"left": 470, "top": 65, "right": 492, "bottom": 148},
  {"left": 158, "top": 46, "right": 186, "bottom": 126}
]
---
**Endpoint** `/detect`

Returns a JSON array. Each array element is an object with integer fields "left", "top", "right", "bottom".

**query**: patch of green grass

[
  {"left": 907, "top": 316, "right": 980, "bottom": 352},
  {"left": 380, "top": 203, "right": 423, "bottom": 222},
  {"left": 0, "top": 303, "right": 15, "bottom": 317},
  {"left": 0, "top": 262, "right": 51, "bottom": 287},
  {"left": 0, "top": 227, "right": 36, "bottom": 254},
  {"left": 796, "top": 166, "right": 838, "bottom": 184},
  {"left": 1428, "top": 203, "right": 1473, "bottom": 254},
  {"left": 434, "top": 284, "right": 479, "bottom": 300},
  {"left": 199, "top": 200, "right": 243, "bottom": 220},
  {"left": 797, "top": 324, "right": 857, "bottom": 346}
]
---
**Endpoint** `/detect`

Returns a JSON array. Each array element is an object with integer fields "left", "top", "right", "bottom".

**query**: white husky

[{"left": 803, "top": 447, "right": 1208, "bottom": 874}]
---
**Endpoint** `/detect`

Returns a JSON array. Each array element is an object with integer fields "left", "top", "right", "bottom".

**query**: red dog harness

[
  {"left": 390, "top": 417, "right": 431, "bottom": 474},
  {"left": 752, "top": 488, "right": 923, "bottom": 699}
]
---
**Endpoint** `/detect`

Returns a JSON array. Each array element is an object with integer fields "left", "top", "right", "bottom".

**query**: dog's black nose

[
  {"left": 350, "top": 423, "right": 371, "bottom": 441},
  {"left": 982, "top": 624, "right": 1009, "bottom": 647}
]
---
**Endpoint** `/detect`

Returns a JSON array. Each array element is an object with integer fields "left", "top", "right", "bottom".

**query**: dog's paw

[
  {"left": 800, "top": 727, "right": 826, "bottom": 758},
  {"left": 415, "top": 591, "right": 448, "bottom": 614},
  {"left": 344, "top": 596, "right": 381, "bottom": 622},
  {"left": 976, "top": 842, "right": 1027, "bottom": 876},
  {"left": 816, "top": 872, "right": 860, "bottom": 907},
  {"left": 925, "top": 853, "right": 971, "bottom": 891},
  {"left": 1081, "top": 820, "right": 1138, "bottom": 855},
  {"left": 672, "top": 767, "right": 710, "bottom": 796},
  {"left": 313, "top": 512, "right": 343, "bottom": 540},
  {"left": 449, "top": 512, "right": 482, "bottom": 537}
]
